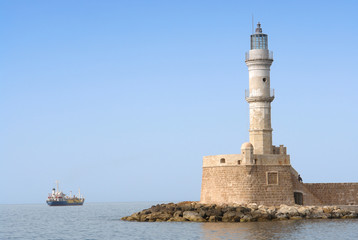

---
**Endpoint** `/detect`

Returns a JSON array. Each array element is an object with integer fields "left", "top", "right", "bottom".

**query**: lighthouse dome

[{"left": 241, "top": 142, "right": 253, "bottom": 149}]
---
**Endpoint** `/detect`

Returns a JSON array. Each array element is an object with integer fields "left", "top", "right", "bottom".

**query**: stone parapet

[{"left": 203, "top": 154, "right": 290, "bottom": 167}]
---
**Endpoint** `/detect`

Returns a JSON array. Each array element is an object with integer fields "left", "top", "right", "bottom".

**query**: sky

[{"left": 1, "top": 0, "right": 358, "bottom": 204}]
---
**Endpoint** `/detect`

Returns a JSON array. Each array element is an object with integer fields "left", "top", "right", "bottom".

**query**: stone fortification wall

[
  {"left": 289, "top": 168, "right": 322, "bottom": 206},
  {"left": 303, "top": 183, "right": 358, "bottom": 205},
  {"left": 201, "top": 155, "right": 358, "bottom": 206},
  {"left": 200, "top": 165, "right": 295, "bottom": 206}
]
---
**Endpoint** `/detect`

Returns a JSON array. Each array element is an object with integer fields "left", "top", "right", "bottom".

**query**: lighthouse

[
  {"left": 245, "top": 22, "right": 274, "bottom": 155},
  {"left": 199, "top": 21, "right": 358, "bottom": 206}
]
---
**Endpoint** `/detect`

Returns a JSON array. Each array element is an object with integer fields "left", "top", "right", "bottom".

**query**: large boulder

[
  {"left": 240, "top": 214, "right": 255, "bottom": 222},
  {"left": 208, "top": 216, "right": 219, "bottom": 222},
  {"left": 206, "top": 208, "right": 224, "bottom": 217},
  {"left": 306, "top": 207, "right": 325, "bottom": 219},
  {"left": 297, "top": 206, "right": 310, "bottom": 217},
  {"left": 236, "top": 206, "right": 251, "bottom": 214},
  {"left": 198, "top": 208, "right": 207, "bottom": 218},
  {"left": 247, "top": 203, "right": 258, "bottom": 210},
  {"left": 277, "top": 205, "right": 299, "bottom": 217},
  {"left": 173, "top": 210, "right": 183, "bottom": 218},
  {"left": 331, "top": 209, "right": 343, "bottom": 218},
  {"left": 183, "top": 211, "right": 206, "bottom": 222},
  {"left": 222, "top": 211, "right": 241, "bottom": 222}
]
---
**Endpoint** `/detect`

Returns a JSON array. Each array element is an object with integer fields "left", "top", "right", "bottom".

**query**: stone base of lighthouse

[
  {"left": 201, "top": 165, "right": 296, "bottom": 205},
  {"left": 200, "top": 143, "right": 358, "bottom": 206}
]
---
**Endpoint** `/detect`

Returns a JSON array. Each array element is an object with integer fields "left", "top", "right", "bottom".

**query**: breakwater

[{"left": 121, "top": 202, "right": 358, "bottom": 222}]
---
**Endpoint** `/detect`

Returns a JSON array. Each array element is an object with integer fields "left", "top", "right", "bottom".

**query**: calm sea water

[{"left": 1, "top": 202, "right": 358, "bottom": 240}]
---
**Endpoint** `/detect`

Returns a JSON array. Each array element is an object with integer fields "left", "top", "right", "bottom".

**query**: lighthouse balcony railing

[
  {"left": 245, "top": 51, "right": 273, "bottom": 61},
  {"left": 245, "top": 89, "right": 275, "bottom": 99}
]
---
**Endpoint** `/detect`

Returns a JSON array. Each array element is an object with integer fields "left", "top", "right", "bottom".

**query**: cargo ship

[{"left": 46, "top": 181, "right": 85, "bottom": 206}]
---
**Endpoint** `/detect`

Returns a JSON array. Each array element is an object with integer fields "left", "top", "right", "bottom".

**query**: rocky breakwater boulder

[{"left": 121, "top": 202, "right": 358, "bottom": 222}]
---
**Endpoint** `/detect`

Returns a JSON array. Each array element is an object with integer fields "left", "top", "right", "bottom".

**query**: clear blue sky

[{"left": 1, "top": 0, "right": 357, "bottom": 204}]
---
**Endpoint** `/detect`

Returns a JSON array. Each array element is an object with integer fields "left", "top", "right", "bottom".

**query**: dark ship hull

[{"left": 46, "top": 199, "right": 84, "bottom": 206}]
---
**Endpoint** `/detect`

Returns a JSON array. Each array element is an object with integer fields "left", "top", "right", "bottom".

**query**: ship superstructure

[{"left": 46, "top": 181, "right": 84, "bottom": 206}]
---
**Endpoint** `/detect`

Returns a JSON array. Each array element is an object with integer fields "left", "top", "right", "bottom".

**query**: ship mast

[{"left": 56, "top": 180, "right": 59, "bottom": 193}]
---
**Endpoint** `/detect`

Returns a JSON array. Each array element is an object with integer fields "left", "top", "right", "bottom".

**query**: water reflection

[{"left": 200, "top": 219, "right": 358, "bottom": 240}]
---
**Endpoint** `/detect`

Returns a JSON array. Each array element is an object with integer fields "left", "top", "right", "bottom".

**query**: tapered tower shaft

[{"left": 245, "top": 23, "right": 274, "bottom": 154}]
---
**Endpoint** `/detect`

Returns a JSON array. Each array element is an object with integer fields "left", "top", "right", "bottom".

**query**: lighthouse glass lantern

[{"left": 250, "top": 22, "right": 268, "bottom": 50}]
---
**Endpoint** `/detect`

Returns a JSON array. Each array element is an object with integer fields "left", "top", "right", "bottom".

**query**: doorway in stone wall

[{"left": 294, "top": 192, "right": 303, "bottom": 205}]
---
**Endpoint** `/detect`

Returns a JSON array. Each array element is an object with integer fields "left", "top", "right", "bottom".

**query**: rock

[
  {"left": 143, "top": 213, "right": 167, "bottom": 222},
  {"left": 252, "top": 209, "right": 271, "bottom": 221},
  {"left": 142, "top": 209, "right": 151, "bottom": 214},
  {"left": 208, "top": 216, "right": 219, "bottom": 222},
  {"left": 252, "top": 210, "right": 263, "bottom": 218},
  {"left": 194, "top": 203, "right": 204, "bottom": 209},
  {"left": 342, "top": 211, "right": 357, "bottom": 219},
  {"left": 222, "top": 211, "right": 240, "bottom": 222},
  {"left": 306, "top": 207, "right": 325, "bottom": 219},
  {"left": 173, "top": 210, "right": 183, "bottom": 218},
  {"left": 206, "top": 208, "right": 224, "bottom": 217},
  {"left": 348, "top": 211, "right": 358, "bottom": 218},
  {"left": 198, "top": 208, "right": 207, "bottom": 218},
  {"left": 297, "top": 206, "right": 310, "bottom": 217},
  {"left": 164, "top": 206, "right": 175, "bottom": 215},
  {"left": 139, "top": 214, "right": 148, "bottom": 222},
  {"left": 222, "top": 206, "right": 236, "bottom": 213},
  {"left": 331, "top": 209, "right": 343, "bottom": 218},
  {"left": 183, "top": 211, "right": 206, "bottom": 222},
  {"left": 158, "top": 213, "right": 172, "bottom": 221},
  {"left": 150, "top": 204, "right": 161, "bottom": 212},
  {"left": 248, "top": 203, "right": 258, "bottom": 210},
  {"left": 275, "top": 214, "right": 288, "bottom": 220},
  {"left": 236, "top": 206, "right": 251, "bottom": 214},
  {"left": 323, "top": 206, "right": 333, "bottom": 214},
  {"left": 240, "top": 214, "right": 255, "bottom": 222},
  {"left": 121, "top": 202, "right": 358, "bottom": 223},
  {"left": 124, "top": 212, "right": 140, "bottom": 221},
  {"left": 267, "top": 206, "right": 276, "bottom": 213},
  {"left": 277, "top": 205, "right": 299, "bottom": 217},
  {"left": 170, "top": 216, "right": 186, "bottom": 222}
]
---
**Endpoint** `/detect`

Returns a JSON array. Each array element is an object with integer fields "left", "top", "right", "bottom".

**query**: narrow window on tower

[{"left": 263, "top": 78, "right": 267, "bottom": 83}]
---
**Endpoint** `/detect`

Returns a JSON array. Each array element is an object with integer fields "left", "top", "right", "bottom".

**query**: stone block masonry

[
  {"left": 304, "top": 183, "right": 358, "bottom": 205},
  {"left": 200, "top": 158, "right": 358, "bottom": 206},
  {"left": 201, "top": 165, "right": 295, "bottom": 206}
]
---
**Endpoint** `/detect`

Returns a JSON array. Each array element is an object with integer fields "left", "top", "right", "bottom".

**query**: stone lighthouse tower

[
  {"left": 200, "top": 22, "right": 297, "bottom": 205},
  {"left": 245, "top": 22, "right": 274, "bottom": 155}
]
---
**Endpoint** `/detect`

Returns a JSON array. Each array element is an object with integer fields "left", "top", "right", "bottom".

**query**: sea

[{"left": 1, "top": 202, "right": 358, "bottom": 240}]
